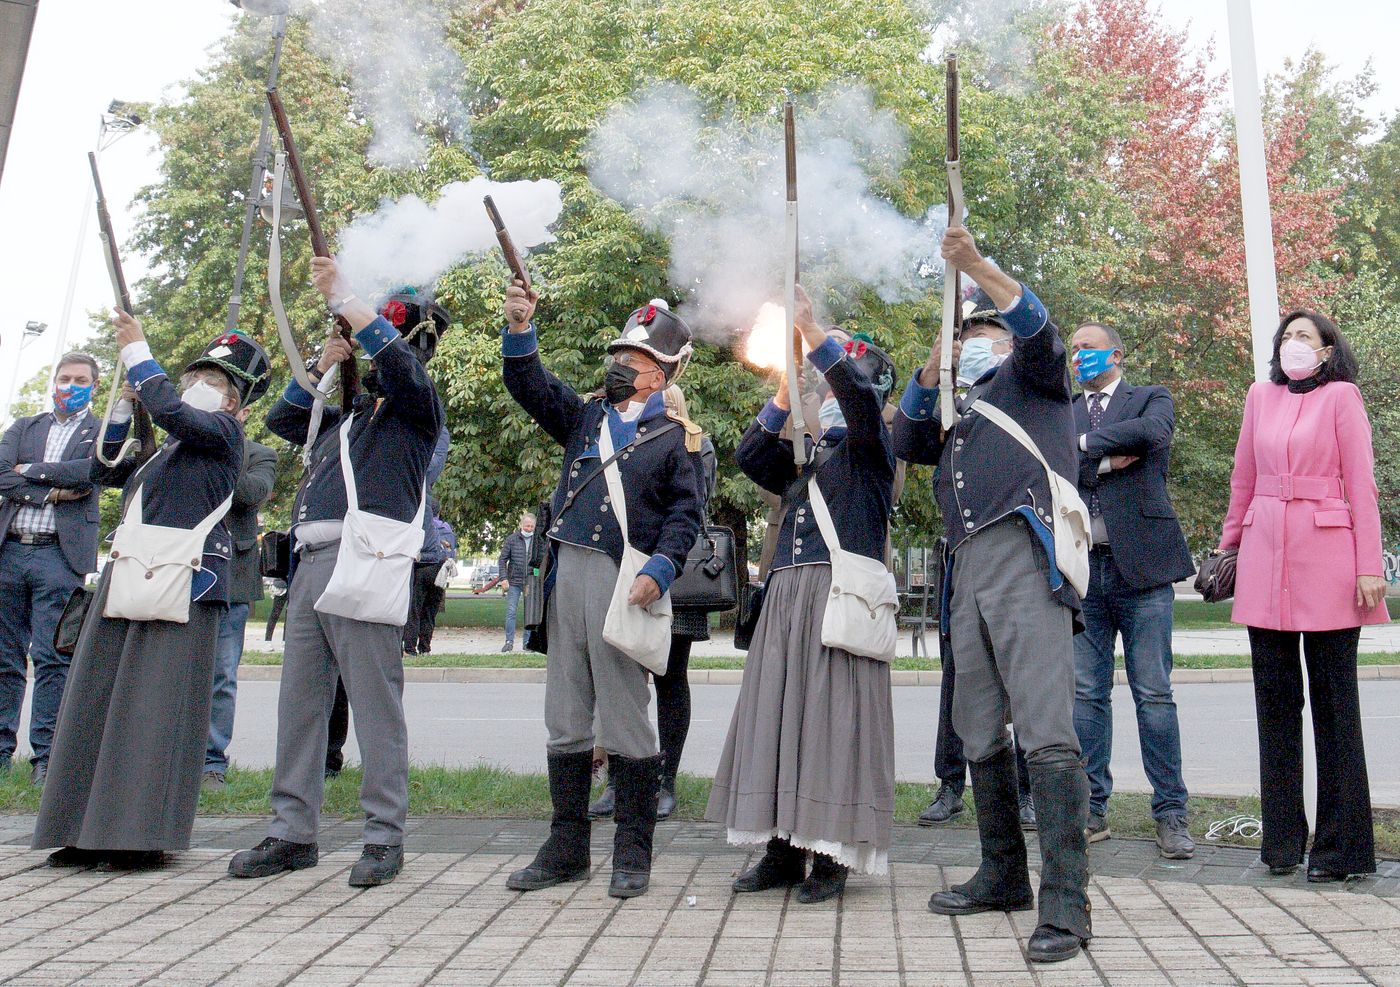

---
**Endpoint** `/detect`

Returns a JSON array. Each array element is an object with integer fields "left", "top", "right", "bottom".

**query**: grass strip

[
  {"left": 3, "top": 763, "right": 1395, "bottom": 857},
  {"left": 240, "top": 651, "right": 1400, "bottom": 671}
]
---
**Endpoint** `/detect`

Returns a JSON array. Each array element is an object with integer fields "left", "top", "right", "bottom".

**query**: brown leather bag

[{"left": 1194, "top": 549, "right": 1239, "bottom": 603}]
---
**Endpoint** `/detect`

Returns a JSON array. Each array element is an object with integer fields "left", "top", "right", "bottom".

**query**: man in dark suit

[
  {"left": 1070, "top": 322, "right": 1196, "bottom": 860},
  {"left": 202, "top": 420, "right": 277, "bottom": 791},
  {"left": 0, "top": 354, "right": 103, "bottom": 784}
]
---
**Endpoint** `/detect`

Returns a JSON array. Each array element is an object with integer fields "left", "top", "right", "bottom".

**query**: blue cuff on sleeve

[
  {"left": 501, "top": 323, "right": 539, "bottom": 358},
  {"left": 806, "top": 336, "right": 845, "bottom": 373},
  {"left": 756, "top": 400, "right": 790, "bottom": 434},
  {"left": 1000, "top": 283, "right": 1049, "bottom": 338},
  {"left": 127, "top": 360, "right": 165, "bottom": 389},
  {"left": 640, "top": 554, "right": 677, "bottom": 595},
  {"left": 355, "top": 316, "right": 397, "bottom": 359},
  {"left": 899, "top": 369, "right": 939, "bottom": 421},
  {"left": 281, "top": 378, "right": 316, "bottom": 410},
  {"left": 103, "top": 420, "right": 132, "bottom": 443}
]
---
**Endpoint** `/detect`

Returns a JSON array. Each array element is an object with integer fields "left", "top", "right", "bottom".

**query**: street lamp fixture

[{"left": 24, "top": 321, "right": 48, "bottom": 340}]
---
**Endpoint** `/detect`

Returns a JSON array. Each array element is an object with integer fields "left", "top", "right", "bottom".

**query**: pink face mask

[{"left": 1279, "top": 338, "right": 1325, "bottom": 381}]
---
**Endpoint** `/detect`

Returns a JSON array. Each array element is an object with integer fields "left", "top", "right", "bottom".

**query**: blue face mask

[
  {"left": 1074, "top": 348, "right": 1117, "bottom": 385},
  {"left": 958, "top": 337, "right": 1007, "bottom": 386},
  {"left": 818, "top": 397, "right": 846, "bottom": 431},
  {"left": 53, "top": 383, "right": 94, "bottom": 415}
]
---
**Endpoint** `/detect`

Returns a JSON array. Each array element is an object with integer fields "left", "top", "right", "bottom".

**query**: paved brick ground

[{"left": 1, "top": 820, "right": 1397, "bottom": 986}]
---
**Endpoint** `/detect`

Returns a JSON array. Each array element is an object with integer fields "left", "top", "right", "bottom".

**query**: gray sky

[{"left": 0, "top": 0, "right": 1395, "bottom": 419}]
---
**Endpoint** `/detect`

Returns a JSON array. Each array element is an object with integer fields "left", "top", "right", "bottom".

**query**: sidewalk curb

[{"left": 234, "top": 664, "right": 1400, "bottom": 686}]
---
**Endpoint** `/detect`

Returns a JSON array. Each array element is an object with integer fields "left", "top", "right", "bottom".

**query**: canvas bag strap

[
  {"left": 598, "top": 420, "right": 630, "bottom": 547},
  {"left": 335, "top": 414, "right": 358, "bottom": 513},
  {"left": 967, "top": 399, "right": 1053, "bottom": 475},
  {"left": 805, "top": 477, "right": 844, "bottom": 557}
]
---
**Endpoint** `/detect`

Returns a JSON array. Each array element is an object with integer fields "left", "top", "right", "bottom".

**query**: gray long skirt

[
  {"left": 705, "top": 563, "right": 895, "bottom": 874},
  {"left": 32, "top": 567, "right": 220, "bottom": 852}
]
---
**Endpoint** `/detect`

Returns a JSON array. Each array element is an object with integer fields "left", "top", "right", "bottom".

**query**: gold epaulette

[{"left": 666, "top": 411, "right": 705, "bottom": 453}]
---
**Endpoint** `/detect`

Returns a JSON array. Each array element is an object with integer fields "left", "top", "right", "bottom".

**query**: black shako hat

[
  {"left": 606, "top": 299, "right": 694, "bottom": 380},
  {"left": 840, "top": 333, "right": 898, "bottom": 404},
  {"left": 959, "top": 287, "right": 1010, "bottom": 336},
  {"left": 377, "top": 287, "right": 452, "bottom": 363},
  {"left": 186, "top": 330, "right": 272, "bottom": 407}
]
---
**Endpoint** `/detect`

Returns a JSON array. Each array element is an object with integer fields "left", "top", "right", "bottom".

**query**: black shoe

[
  {"left": 229, "top": 837, "right": 319, "bottom": 878},
  {"left": 656, "top": 780, "right": 677, "bottom": 822},
  {"left": 30, "top": 761, "right": 47, "bottom": 787},
  {"left": 1019, "top": 792, "right": 1038, "bottom": 831},
  {"left": 1028, "top": 924, "right": 1088, "bottom": 963},
  {"left": 608, "top": 753, "right": 661, "bottom": 899},
  {"left": 1306, "top": 866, "right": 1348, "bottom": 883},
  {"left": 1156, "top": 817, "right": 1195, "bottom": 860},
  {"left": 103, "top": 850, "right": 165, "bottom": 871},
  {"left": 918, "top": 783, "right": 965, "bottom": 826},
  {"left": 508, "top": 751, "right": 593, "bottom": 892},
  {"left": 733, "top": 837, "right": 807, "bottom": 893},
  {"left": 928, "top": 887, "right": 1035, "bottom": 915},
  {"left": 588, "top": 782, "right": 616, "bottom": 819},
  {"left": 1084, "top": 812, "right": 1110, "bottom": 843},
  {"left": 403, "top": 647, "right": 418, "bottom": 657},
  {"left": 324, "top": 766, "right": 341, "bottom": 780},
  {"left": 47, "top": 846, "right": 105, "bottom": 868},
  {"left": 418, "top": 643, "right": 432, "bottom": 654},
  {"left": 349, "top": 844, "right": 403, "bottom": 887},
  {"left": 1267, "top": 863, "right": 1299, "bottom": 876},
  {"left": 796, "top": 854, "right": 847, "bottom": 904},
  {"left": 500, "top": 643, "right": 512, "bottom": 653}
]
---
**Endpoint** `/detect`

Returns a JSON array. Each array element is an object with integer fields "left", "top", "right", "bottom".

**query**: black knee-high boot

[
  {"left": 929, "top": 745, "right": 1033, "bottom": 914},
  {"left": 609, "top": 753, "right": 661, "bottom": 898},
  {"left": 507, "top": 751, "right": 593, "bottom": 891},
  {"left": 1026, "top": 753, "right": 1092, "bottom": 963}
]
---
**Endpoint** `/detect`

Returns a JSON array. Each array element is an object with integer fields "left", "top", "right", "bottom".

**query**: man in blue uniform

[
  {"left": 500, "top": 280, "right": 703, "bottom": 899},
  {"left": 229, "top": 259, "right": 445, "bottom": 889},
  {"left": 894, "top": 228, "right": 1092, "bottom": 963}
]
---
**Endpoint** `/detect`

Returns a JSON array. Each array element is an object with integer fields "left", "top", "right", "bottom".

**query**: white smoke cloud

[
  {"left": 914, "top": 0, "right": 1062, "bottom": 90},
  {"left": 335, "top": 177, "right": 563, "bottom": 297},
  {"left": 290, "top": 0, "right": 470, "bottom": 168},
  {"left": 585, "top": 83, "right": 944, "bottom": 339}
]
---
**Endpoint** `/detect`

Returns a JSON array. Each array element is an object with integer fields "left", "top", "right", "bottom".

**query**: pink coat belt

[{"left": 1254, "top": 474, "right": 1345, "bottom": 502}]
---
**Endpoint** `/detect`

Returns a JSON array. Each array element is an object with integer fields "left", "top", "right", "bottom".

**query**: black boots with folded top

[
  {"left": 509, "top": 750, "right": 663, "bottom": 899},
  {"left": 928, "top": 745, "right": 1093, "bottom": 964},
  {"left": 508, "top": 751, "right": 594, "bottom": 891}
]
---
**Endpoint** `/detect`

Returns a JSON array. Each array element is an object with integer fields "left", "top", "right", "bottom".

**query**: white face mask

[{"left": 181, "top": 379, "right": 228, "bottom": 414}]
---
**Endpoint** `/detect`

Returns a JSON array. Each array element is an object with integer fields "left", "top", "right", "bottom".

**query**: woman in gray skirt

[
  {"left": 32, "top": 314, "right": 266, "bottom": 870},
  {"left": 707, "top": 290, "right": 897, "bottom": 903}
]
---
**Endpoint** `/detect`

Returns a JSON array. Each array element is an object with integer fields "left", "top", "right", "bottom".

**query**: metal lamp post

[{"left": 2, "top": 320, "right": 49, "bottom": 428}]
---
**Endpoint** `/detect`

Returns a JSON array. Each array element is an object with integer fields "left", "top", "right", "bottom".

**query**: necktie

[{"left": 1088, "top": 393, "right": 1105, "bottom": 518}]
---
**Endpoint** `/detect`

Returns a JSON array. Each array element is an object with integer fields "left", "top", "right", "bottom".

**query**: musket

[
  {"left": 89, "top": 152, "right": 156, "bottom": 466},
  {"left": 939, "top": 54, "right": 964, "bottom": 431},
  {"left": 266, "top": 86, "right": 358, "bottom": 413},
  {"left": 483, "top": 195, "right": 532, "bottom": 291},
  {"left": 783, "top": 100, "right": 808, "bottom": 466}
]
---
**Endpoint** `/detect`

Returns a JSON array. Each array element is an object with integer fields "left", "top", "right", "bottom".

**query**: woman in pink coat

[{"left": 1218, "top": 310, "right": 1384, "bottom": 882}]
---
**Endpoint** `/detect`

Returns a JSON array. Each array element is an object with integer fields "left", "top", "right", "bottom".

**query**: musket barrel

[{"left": 483, "top": 195, "right": 532, "bottom": 290}]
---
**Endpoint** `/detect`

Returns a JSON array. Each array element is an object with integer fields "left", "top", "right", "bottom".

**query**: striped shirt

[{"left": 10, "top": 410, "right": 90, "bottom": 537}]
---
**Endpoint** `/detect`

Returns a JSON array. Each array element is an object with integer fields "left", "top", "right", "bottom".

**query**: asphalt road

[{"left": 200, "top": 679, "right": 1399, "bottom": 806}]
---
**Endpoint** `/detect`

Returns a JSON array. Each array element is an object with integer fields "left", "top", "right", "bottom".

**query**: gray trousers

[
  {"left": 949, "top": 516, "right": 1081, "bottom": 766},
  {"left": 545, "top": 543, "right": 657, "bottom": 759},
  {"left": 269, "top": 542, "right": 409, "bottom": 846}
]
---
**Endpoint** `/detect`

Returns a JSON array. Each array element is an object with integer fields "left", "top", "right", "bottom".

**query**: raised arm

[{"left": 500, "top": 280, "right": 586, "bottom": 447}]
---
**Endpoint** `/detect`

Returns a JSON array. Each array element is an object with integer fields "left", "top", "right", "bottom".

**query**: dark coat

[
  {"left": 497, "top": 529, "right": 536, "bottom": 585},
  {"left": 502, "top": 325, "right": 702, "bottom": 590},
  {"left": 95, "top": 356, "right": 244, "bottom": 605},
  {"left": 267, "top": 316, "right": 443, "bottom": 530},
  {"left": 1074, "top": 382, "right": 1196, "bottom": 590},
  {"left": 737, "top": 337, "right": 894, "bottom": 572},
  {"left": 893, "top": 283, "right": 1080, "bottom": 612},
  {"left": 227, "top": 439, "right": 278, "bottom": 604},
  {"left": 0, "top": 410, "right": 101, "bottom": 574}
]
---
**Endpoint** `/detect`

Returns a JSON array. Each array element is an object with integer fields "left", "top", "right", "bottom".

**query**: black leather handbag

[
  {"left": 1194, "top": 549, "right": 1238, "bottom": 603},
  {"left": 670, "top": 525, "right": 739, "bottom": 613},
  {"left": 260, "top": 529, "right": 291, "bottom": 581},
  {"left": 53, "top": 585, "right": 95, "bottom": 657}
]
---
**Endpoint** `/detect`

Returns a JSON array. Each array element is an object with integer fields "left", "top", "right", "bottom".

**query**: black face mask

[{"left": 604, "top": 364, "right": 640, "bottom": 405}]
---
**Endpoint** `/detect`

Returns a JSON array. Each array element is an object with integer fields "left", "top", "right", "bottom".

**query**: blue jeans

[
  {"left": 205, "top": 601, "right": 250, "bottom": 772},
  {"left": 1072, "top": 549, "right": 1187, "bottom": 820},
  {"left": 503, "top": 584, "right": 523, "bottom": 647},
  {"left": 0, "top": 541, "right": 84, "bottom": 766}
]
